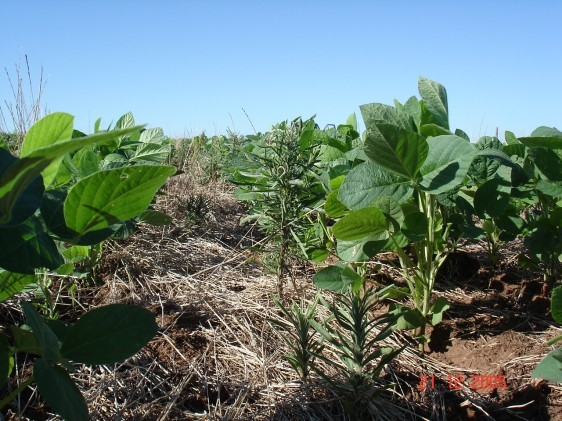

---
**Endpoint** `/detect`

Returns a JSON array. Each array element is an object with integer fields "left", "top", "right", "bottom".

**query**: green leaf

[
  {"left": 41, "top": 189, "right": 117, "bottom": 245},
  {"left": 20, "top": 113, "right": 75, "bottom": 188},
  {"left": 360, "top": 103, "right": 416, "bottom": 132},
  {"left": 0, "top": 216, "right": 63, "bottom": 274},
  {"left": 61, "top": 304, "right": 157, "bottom": 364},
  {"left": 11, "top": 325, "right": 41, "bottom": 354},
  {"left": 21, "top": 301, "right": 60, "bottom": 361},
  {"left": 0, "top": 270, "right": 36, "bottom": 301},
  {"left": 71, "top": 147, "right": 100, "bottom": 178},
  {"left": 332, "top": 207, "right": 388, "bottom": 241},
  {"left": 474, "top": 168, "right": 512, "bottom": 218},
  {"left": 528, "top": 148, "right": 562, "bottom": 181},
  {"left": 532, "top": 348, "right": 562, "bottom": 382},
  {"left": 0, "top": 149, "right": 44, "bottom": 227},
  {"left": 336, "top": 239, "right": 385, "bottom": 262},
  {"left": 324, "top": 189, "right": 347, "bottom": 218},
  {"left": 418, "top": 77, "right": 449, "bottom": 130},
  {"left": 313, "top": 264, "right": 361, "bottom": 291},
  {"left": 34, "top": 358, "right": 89, "bottom": 421},
  {"left": 372, "top": 196, "right": 403, "bottom": 221},
  {"left": 403, "top": 96, "right": 422, "bottom": 129},
  {"left": 430, "top": 297, "right": 450, "bottom": 325},
  {"left": 505, "top": 131, "right": 520, "bottom": 145},
  {"left": 64, "top": 165, "right": 175, "bottom": 238},
  {"left": 389, "top": 305, "right": 425, "bottom": 330},
  {"left": 420, "top": 124, "right": 452, "bottom": 138},
  {"left": 138, "top": 209, "right": 172, "bottom": 225},
  {"left": 455, "top": 128, "right": 470, "bottom": 142},
  {"left": 364, "top": 124, "right": 428, "bottom": 179},
  {"left": 520, "top": 136, "right": 562, "bottom": 149},
  {"left": 115, "top": 112, "right": 136, "bottom": 130},
  {"left": 531, "top": 126, "right": 562, "bottom": 138},
  {"left": 0, "top": 123, "right": 144, "bottom": 225},
  {"left": 419, "top": 135, "right": 475, "bottom": 194},
  {"left": 338, "top": 161, "right": 412, "bottom": 210},
  {"left": 130, "top": 141, "right": 171, "bottom": 164},
  {"left": 536, "top": 180, "right": 562, "bottom": 198},
  {"left": 401, "top": 211, "right": 428, "bottom": 241},
  {"left": 551, "top": 285, "right": 562, "bottom": 324}
]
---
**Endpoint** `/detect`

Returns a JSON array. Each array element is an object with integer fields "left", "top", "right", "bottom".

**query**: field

[
  {"left": 2, "top": 77, "right": 562, "bottom": 420},
  {"left": 2, "top": 168, "right": 560, "bottom": 420}
]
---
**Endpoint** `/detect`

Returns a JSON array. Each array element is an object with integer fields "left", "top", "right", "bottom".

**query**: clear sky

[{"left": 1, "top": 1, "right": 561, "bottom": 140}]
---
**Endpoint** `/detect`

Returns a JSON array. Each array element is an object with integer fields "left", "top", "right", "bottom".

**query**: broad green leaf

[
  {"left": 318, "top": 145, "right": 346, "bottom": 162},
  {"left": 64, "top": 165, "right": 175, "bottom": 238},
  {"left": 313, "top": 264, "right": 362, "bottom": 291},
  {"left": 346, "top": 113, "right": 358, "bottom": 130},
  {"left": 531, "top": 126, "right": 562, "bottom": 138},
  {"left": 475, "top": 148, "right": 517, "bottom": 169},
  {"left": 0, "top": 216, "right": 63, "bottom": 274},
  {"left": 503, "top": 143, "right": 526, "bottom": 159},
  {"left": 34, "top": 358, "right": 89, "bottom": 421},
  {"left": 360, "top": 103, "right": 416, "bottom": 132},
  {"left": 389, "top": 305, "right": 425, "bottom": 330},
  {"left": 130, "top": 142, "right": 171, "bottom": 164},
  {"left": 0, "top": 270, "right": 36, "bottom": 301},
  {"left": 364, "top": 124, "right": 428, "bottom": 179},
  {"left": 332, "top": 207, "right": 388, "bottom": 241},
  {"left": 0, "top": 148, "right": 44, "bottom": 226},
  {"left": 309, "top": 248, "right": 329, "bottom": 262},
  {"left": 338, "top": 161, "right": 412, "bottom": 210},
  {"left": 11, "top": 325, "right": 41, "bottom": 354},
  {"left": 528, "top": 148, "right": 562, "bottom": 181},
  {"left": 419, "top": 135, "right": 475, "bottom": 194},
  {"left": 455, "top": 128, "right": 470, "bottom": 142},
  {"left": 505, "top": 130, "right": 520, "bottom": 145},
  {"left": 551, "top": 285, "right": 562, "bottom": 324},
  {"left": 469, "top": 136, "right": 501, "bottom": 182},
  {"left": 61, "top": 304, "right": 157, "bottom": 364},
  {"left": 430, "top": 297, "right": 450, "bottom": 325},
  {"left": 139, "top": 127, "right": 167, "bottom": 143},
  {"left": 403, "top": 96, "right": 422, "bottom": 129},
  {"left": 536, "top": 180, "right": 562, "bottom": 199},
  {"left": 401, "top": 211, "right": 428, "bottom": 241},
  {"left": 115, "top": 112, "right": 135, "bottom": 130},
  {"left": 20, "top": 113, "right": 74, "bottom": 188},
  {"left": 520, "top": 136, "right": 562, "bottom": 149},
  {"left": 21, "top": 301, "right": 60, "bottom": 361},
  {"left": 72, "top": 147, "right": 100, "bottom": 177},
  {"left": 474, "top": 168, "right": 512, "bottom": 218},
  {"left": 420, "top": 124, "right": 452, "bottom": 138},
  {"left": 45, "top": 319, "right": 73, "bottom": 343},
  {"left": 372, "top": 196, "right": 403, "bottom": 225},
  {"left": 324, "top": 189, "right": 347, "bottom": 218},
  {"left": 336, "top": 239, "right": 385, "bottom": 262},
  {"left": 0, "top": 124, "right": 144, "bottom": 225},
  {"left": 41, "top": 189, "right": 117, "bottom": 246},
  {"left": 138, "top": 209, "right": 172, "bottom": 225},
  {"left": 532, "top": 348, "right": 562, "bottom": 382},
  {"left": 418, "top": 77, "right": 449, "bottom": 130}
]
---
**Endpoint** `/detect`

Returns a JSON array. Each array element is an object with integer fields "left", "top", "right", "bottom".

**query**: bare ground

[{"left": 2, "top": 172, "right": 562, "bottom": 420}]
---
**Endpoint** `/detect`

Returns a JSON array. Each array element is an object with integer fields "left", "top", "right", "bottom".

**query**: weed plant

[
  {"left": 0, "top": 55, "right": 47, "bottom": 154},
  {"left": 229, "top": 117, "right": 324, "bottom": 294}
]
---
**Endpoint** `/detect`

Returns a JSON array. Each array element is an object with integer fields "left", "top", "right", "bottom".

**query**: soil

[{"left": 1, "top": 174, "right": 562, "bottom": 420}]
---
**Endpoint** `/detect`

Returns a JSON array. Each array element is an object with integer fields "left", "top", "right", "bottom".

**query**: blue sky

[{"left": 1, "top": 1, "right": 561, "bottom": 140}]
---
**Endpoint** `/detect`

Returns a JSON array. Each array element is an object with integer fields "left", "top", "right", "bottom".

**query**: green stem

[{"left": 0, "top": 374, "right": 34, "bottom": 409}]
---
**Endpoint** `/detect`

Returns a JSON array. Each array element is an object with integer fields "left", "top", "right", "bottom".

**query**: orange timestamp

[{"left": 418, "top": 374, "right": 507, "bottom": 391}]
